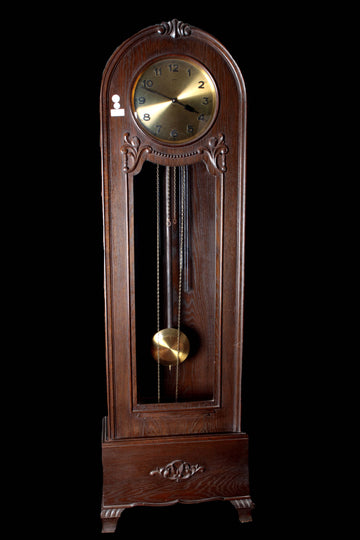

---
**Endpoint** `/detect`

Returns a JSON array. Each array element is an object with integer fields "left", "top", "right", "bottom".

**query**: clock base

[{"left": 100, "top": 419, "right": 254, "bottom": 532}]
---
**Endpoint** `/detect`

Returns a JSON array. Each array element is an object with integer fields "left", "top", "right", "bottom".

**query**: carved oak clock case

[{"left": 99, "top": 19, "right": 253, "bottom": 533}]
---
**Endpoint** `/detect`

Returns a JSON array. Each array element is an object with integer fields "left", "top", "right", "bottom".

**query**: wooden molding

[{"left": 120, "top": 132, "right": 228, "bottom": 175}]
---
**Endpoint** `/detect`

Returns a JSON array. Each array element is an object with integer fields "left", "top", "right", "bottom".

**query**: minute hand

[
  {"left": 143, "top": 87, "right": 174, "bottom": 101},
  {"left": 144, "top": 87, "right": 199, "bottom": 114}
]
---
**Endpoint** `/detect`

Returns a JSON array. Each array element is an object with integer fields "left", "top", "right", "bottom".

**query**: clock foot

[
  {"left": 101, "top": 518, "right": 118, "bottom": 533},
  {"left": 100, "top": 506, "right": 126, "bottom": 533},
  {"left": 230, "top": 497, "right": 254, "bottom": 523}
]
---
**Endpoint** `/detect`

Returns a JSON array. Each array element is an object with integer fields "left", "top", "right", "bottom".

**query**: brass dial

[{"left": 131, "top": 56, "right": 218, "bottom": 144}]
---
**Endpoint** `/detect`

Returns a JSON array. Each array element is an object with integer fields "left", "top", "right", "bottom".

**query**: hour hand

[
  {"left": 183, "top": 103, "right": 199, "bottom": 114},
  {"left": 173, "top": 99, "right": 199, "bottom": 114}
]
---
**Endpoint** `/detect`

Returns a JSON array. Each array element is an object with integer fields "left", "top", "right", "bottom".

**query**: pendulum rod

[
  {"left": 156, "top": 164, "right": 161, "bottom": 403},
  {"left": 175, "top": 166, "right": 186, "bottom": 402},
  {"left": 165, "top": 166, "right": 172, "bottom": 328}
]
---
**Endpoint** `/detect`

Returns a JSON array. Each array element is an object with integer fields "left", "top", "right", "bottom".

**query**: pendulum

[
  {"left": 151, "top": 165, "right": 190, "bottom": 400},
  {"left": 151, "top": 328, "right": 190, "bottom": 369},
  {"left": 151, "top": 165, "right": 190, "bottom": 368}
]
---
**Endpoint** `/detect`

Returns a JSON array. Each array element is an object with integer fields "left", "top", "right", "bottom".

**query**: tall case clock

[{"left": 99, "top": 19, "right": 254, "bottom": 533}]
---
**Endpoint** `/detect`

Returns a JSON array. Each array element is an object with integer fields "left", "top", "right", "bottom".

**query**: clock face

[{"left": 131, "top": 56, "right": 218, "bottom": 144}]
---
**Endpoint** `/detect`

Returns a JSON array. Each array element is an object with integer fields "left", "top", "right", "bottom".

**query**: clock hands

[
  {"left": 142, "top": 86, "right": 173, "bottom": 101},
  {"left": 182, "top": 102, "right": 200, "bottom": 114},
  {"left": 143, "top": 86, "right": 200, "bottom": 114}
]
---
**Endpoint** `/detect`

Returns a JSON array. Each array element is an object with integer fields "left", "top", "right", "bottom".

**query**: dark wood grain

[
  {"left": 101, "top": 429, "right": 253, "bottom": 532},
  {"left": 102, "top": 432, "right": 250, "bottom": 506},
  {"left": 100, "top": 18, "right": 252, "bottom": 531},
  {"left": 101, "top": 22, "right": 246, "bottom": 439}
]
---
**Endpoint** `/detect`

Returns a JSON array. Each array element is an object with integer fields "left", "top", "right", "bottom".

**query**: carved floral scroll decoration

[
  {"left": 120, "top": 132, "right": 228, "bottom": 175},
  {"left": 120, "top": 133, "right": 152, "bottom": 173},
  {"left": 158, "top": 19, "right": 191, "bottom": 38},
  {"left": 198, "top": 134, "right": 228, "bottom": 174},
  {"left": 149, "top": 460, "right": 205, "bottom": 482}
]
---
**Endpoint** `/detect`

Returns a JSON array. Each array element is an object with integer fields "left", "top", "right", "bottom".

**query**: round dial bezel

[{"left": 130, "top": 55, "right": 219, "bottom": 145}]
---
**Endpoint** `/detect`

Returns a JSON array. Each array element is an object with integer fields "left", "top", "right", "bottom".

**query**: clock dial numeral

[
  {"left": 141, "top": 79, "right": 153, "bottom": 88},
  {"left": 135, "top": 96, "right": 146, "bottom": 105}
]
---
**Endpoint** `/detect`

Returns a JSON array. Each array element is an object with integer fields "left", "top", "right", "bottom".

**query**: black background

[{"left": 9, "top": 3, "right": 347, "bottom": 537}]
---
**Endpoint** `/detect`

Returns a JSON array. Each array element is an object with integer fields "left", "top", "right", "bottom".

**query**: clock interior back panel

[{"left": 132, "top": 161, "right": 220, "bottom": 404}]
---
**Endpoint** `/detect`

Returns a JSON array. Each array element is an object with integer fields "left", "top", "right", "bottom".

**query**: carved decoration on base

[{"left": 150, "top": 459, "right": 205, "bottom": 482}]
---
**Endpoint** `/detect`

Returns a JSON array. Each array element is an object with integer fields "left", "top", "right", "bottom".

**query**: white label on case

[{"left": 110, "top": 94, "right": 125, "bottom": 117}]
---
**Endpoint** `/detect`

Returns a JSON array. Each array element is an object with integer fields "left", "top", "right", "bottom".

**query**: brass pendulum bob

[
  {"left": 151, "top": 166, "right": 190, "bottom": 371},
  {"left": 151, "top": 328, "right": 190, "bottom": 368}
]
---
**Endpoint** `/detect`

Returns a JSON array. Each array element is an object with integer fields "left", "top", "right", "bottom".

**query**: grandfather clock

[{"left": 100, "top": 19, "right": 254, "bottom": 533}]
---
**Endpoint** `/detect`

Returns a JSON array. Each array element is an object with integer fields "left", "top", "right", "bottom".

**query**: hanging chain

[
  {"left": 165, "top": 166, "right": 177, "bottom": 227},
  {"left": 166, "top": 166, "right": 172, "bottom": 227},
  {"left": 173, "top": 167, "right": 177, "bottom": 225},
  {"left": 175, "top": 166, "right": 186, "bottom": 402},
  {"left": 156, "top": 163, "right": 161, "bottom": 403}
]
